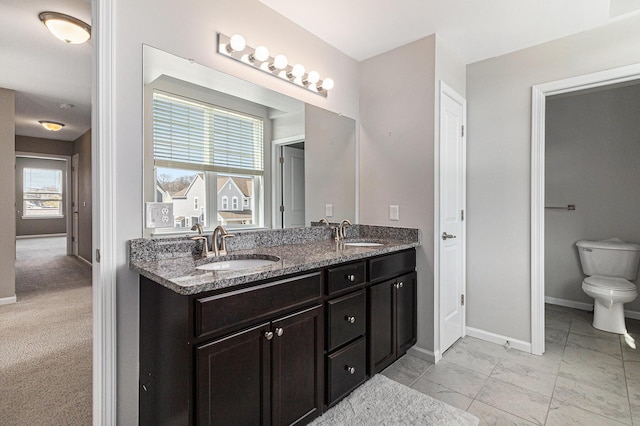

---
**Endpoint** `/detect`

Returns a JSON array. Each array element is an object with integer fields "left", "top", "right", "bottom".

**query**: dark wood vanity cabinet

[
  {"left": 367, "top": 251, "right": 417, "bottom": 375},
  {"left": 139, "top": 248, "right": 416, "bottom": 425}
]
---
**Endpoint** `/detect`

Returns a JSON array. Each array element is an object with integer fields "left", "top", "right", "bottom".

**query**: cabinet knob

[
  {"left": 345, "top": 274, "right": 356, "bottom": 282},
  {"left": 275, "top": 327, "right": 284, "bottom": 337},
  {"left": 345, "top": 315, "right": 356, "bottom": 324},
  {"left": 345, "top": 365, "right": 356, "bottom": 375},
  {"left": 398, "top": 281, "right": 404, "bottom": 288},
  {"left": 264, "top": 331, "right": 274, "bottom": 340}
]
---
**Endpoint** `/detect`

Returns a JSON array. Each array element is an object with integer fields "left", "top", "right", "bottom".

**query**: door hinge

[
  {"left": 279, "top": 156, "right": 284, "bottom": 164},
  {"left": 95, "top": 249, "right": 101, "bottom": 263},
  {"left": 461, "top": 210, "right": 464, "bottom": 221},
  {"left": 279, "top": 205, "right": 284, "bottom": 213},
  {"left": 461, "top": 294, "right": 465, "bottom": 306},
  {"left": 461, "top": 125, "right": 465, "bottom": 137}
]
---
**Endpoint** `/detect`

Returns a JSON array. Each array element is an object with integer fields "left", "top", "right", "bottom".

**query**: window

[
  {"left": 152, "top": 91, "right": 264, "bottom": 229},
  {"left": 243, "top": 198, "right": 249, "bottom": 207},
  {"left": 23, "top": 168, "right": 63, "bottom": 218}
]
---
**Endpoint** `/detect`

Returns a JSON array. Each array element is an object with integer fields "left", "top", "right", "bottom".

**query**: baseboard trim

[
  {"left": 545, "top": 296, "right": 640, "bottom": 320},
  {"left": 77, "top": 255, "right": 92, "bottom": 266},
  {"left": 465, "top": 326, "right": 532, "bottom": 353},
  {"left": 407, "top": 345, "right": 440, "bottom": 364},
  {"left": 545, "top": 296, "right": 592, "bottom": 311},
  {"left": 16, "top": 233, "right": 67, "bottom": 239},
  {"left": 0, "top": 295, "right": 17, "bottom": 306}
]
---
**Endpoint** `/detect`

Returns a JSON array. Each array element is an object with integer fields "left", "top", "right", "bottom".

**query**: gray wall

[
  {"left": 15, "top": 156, "right": 67, "bottom": 236},
  {"left": 545, "top": 83, "right": 640, "bottom": 312},
  {"left": 110, "top": 0, "right": 359, "bottom": 421},
  {"left": 0, "top": 88, "right": 16, "bottom": 302},
  {"left": 466, "top": 15, "right": 640, "bottom": 343},
  {"left": 73, "top": 130, "right": 92, "bottom": 263},
  {"left": 16, "top": 135, "right": 74, "bottom": 157}
]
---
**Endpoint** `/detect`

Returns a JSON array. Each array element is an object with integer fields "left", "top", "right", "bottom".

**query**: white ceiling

[
  {"left": 0, "top": 0, "right": 91, "bottom": 141},
  {"left": 259, "top": 0, "right": 640, "bottom": 63},
  {"left": 2, "top": 0, "right": 640, "bottom": 144}
]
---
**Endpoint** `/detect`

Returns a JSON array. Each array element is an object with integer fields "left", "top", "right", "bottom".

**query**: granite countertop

[{"left": 130, "top": 225, "right": 420, "bottom": 295}]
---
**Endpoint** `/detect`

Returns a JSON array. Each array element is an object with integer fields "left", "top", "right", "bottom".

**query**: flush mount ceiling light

[
  {"left": 39, "top": 121, "right": 65, "bottom": 132},
  {"left": 39, "top": 12, "right": 91, "bottom": 44},
  {"left": 217, "top": 33, "right": 334, "bottom": 97}
]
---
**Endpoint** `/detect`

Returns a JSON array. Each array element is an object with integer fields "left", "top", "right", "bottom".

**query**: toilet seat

[{"left": 583, "top": 276, "right": 637, "bottom": 294}]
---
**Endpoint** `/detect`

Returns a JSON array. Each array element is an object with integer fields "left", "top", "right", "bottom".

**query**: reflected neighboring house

[
  {"left": 217, "top": 176, "right": 253, "bottom": 225},
  {"left": 166, "top": 173, "right": 206, "bottom": 228}
]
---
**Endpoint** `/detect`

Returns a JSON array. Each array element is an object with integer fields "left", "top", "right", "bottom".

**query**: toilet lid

[{"left": 583, "top": 276, "right": 636, "bottom": 291}]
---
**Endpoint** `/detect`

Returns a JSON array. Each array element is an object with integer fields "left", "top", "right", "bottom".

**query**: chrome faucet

[
  {"left": 318, "top": 218, "right": 329, "bottom": 225},
  {"left": 191, "top": 223, "right": 203, "bottom": 235},
  {"left": 337, "top": 219, "right": 352, "bottom": 241},
  {"left": 212, "top": 225, "right": 235, "bottom": 256}
]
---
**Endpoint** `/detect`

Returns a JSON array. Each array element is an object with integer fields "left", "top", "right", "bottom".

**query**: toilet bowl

[
  {"left": 576, "top": 238, "right": 640, "bottom": 334},
  {"left": 581, "top": 276, "right": 637, "bottom": 334}
]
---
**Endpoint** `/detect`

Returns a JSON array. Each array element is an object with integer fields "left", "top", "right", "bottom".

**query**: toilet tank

[{"left": 576, "top": 238, "right": 640, "bottom": 280}]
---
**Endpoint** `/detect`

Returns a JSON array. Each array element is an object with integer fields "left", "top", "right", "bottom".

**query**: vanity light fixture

[
  {"left": 38, "top": 12, "right": 91, "bottom": 44},
  {"left": 39, "top": 120, "right": 65, "bottom": 131},
  {"left": 217, "top": 33, "right": 335, "bottom": 97}
]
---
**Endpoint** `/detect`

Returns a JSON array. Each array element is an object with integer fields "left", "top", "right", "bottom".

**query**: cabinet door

[
  {"left": 196, "top": 322, "right": 271, "bottom": 426},
  {"left": 271, "top": 305, "right": 323, "bottom": 426},
  {"left": 396, "top": 272, "right": 417, "bottom": 357},
  {"left": 367, "top": 279, "right": 396, "bottom": 375}
]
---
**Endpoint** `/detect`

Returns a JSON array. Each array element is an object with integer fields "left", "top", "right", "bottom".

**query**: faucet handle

[{"left": 190, "top": 236, "right": 209, "bottom": 257}]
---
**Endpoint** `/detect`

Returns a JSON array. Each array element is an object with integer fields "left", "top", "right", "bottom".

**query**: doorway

[
  {"left": 272, "top": 136, "right": 306, "bottom": 228},
  {"left": 530, "top": 63, "right": 640, "bottom": 355}
]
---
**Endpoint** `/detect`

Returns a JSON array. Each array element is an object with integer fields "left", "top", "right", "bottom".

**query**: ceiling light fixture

[
  {"left": 39, "top": 121, "right": 65, "bottom": 131},
  {"left": 38, "top": 12, "right": 91, "bottom": 44},
  {"left": 217, "top": 33, "right": 334, "bottom": 97}
]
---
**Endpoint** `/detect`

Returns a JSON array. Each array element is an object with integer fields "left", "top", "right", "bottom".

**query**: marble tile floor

[{"left": 382, "top": 304, "right": 640, "bottom": 425}]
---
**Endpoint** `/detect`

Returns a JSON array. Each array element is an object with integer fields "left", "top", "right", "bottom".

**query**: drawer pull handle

[
  {"left": 345, "top": 366, "right": 356, "bottom": 375},
  {"left": 264, "top": 331, "right": 274, "bottom": 340},
  {"left": 345, "top": 274, "right": 356, "bottom": 282},
  {"left": 275, "top": 327, "right": 284, "bottom": 337},
  {"left": 345, "top": 315, "right": 356, "bottom": 324},
  {"left": 394, "top": 282, "right": 404, "bottom": 289}
]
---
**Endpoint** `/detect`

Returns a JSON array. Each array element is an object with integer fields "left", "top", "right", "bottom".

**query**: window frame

[{"left": 22, "top": 167, "right": 65, "bottom": 219}]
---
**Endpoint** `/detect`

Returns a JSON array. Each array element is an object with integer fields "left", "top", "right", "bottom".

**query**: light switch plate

[
  {"left": 325, "top": 204, "right": 333, "bottom": 217},
  {"left": 389, "top": 205, "right": 399, "bottom": 221},
  {"left": 146, "top": 202, "right": 174, "bottom": 228}
]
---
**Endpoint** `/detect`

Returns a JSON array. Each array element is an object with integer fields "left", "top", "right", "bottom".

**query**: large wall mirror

[{"left": 142, "top": 45, "right": 355, "bottom": 236}]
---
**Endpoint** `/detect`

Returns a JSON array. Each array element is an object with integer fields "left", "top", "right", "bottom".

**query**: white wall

[
  {"left": 110, "top": 0, "right": 359, "bottom": 422},
  {"left": 466, "top": 15, "right": 640, "bottom": 343},
  {"left": 0, "top": 88, "right": 15, "bottom": 303},
  {"left": 545, "top": 83, "right": 640, "bottom": 311}
]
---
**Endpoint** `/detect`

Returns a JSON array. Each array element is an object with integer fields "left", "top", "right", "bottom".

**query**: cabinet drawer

[
  {"left": 369, "top": 250, "right": 416, "bottom": 283},
  {"left": 327, "top": 290, "right": 366, "bottom": 351},
  {"left": 327, "top": 337, "right": 366, "bottom": 406},
  {"left": 327, "top": 261, "right": 366, "bottom": 295},
  {"left": 195, "top": 272, "right": 322, "bottom": 338}
]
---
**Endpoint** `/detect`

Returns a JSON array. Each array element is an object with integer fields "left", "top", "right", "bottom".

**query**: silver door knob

[
  {"left": 345, "top": 366, "right": 356, "bottom": 375},
  {"left": 264, "top": 331, "right": 274, "bottom": 340},
  {"left": 275, "top": 327, "right": 284, "bottom": 337},
  {"left": 345, "top": 315, "right": 356, "bottom": 324},
  {"left": 442, "top": 232, "right": 457, "bottom": 240}
]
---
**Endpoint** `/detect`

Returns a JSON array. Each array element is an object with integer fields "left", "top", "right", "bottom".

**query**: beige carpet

[
  {"left": 0, "top": 237, "right": 92, "bottom": 425},
  {"left": 310, "top": 374, "right": 479, "bottom": 426}
]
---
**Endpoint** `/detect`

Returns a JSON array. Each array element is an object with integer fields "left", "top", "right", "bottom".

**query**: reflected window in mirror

[{"left": 152, "top": 91, "right": 265, "bottom": 230}]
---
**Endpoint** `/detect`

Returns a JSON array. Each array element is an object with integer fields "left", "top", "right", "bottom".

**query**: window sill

[{"left": 22, "top": 215, "right": 64, "bottom": 220}]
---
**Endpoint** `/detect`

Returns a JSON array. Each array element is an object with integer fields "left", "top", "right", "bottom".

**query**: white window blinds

[{"left": 152, "top": 91, "right": 264, "bottom": 175}]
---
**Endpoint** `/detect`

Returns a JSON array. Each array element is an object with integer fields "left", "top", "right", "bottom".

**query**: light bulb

[
  {"left": 290, "top": 64, "right": 305, "bottom": 79},
  {"left": 319, "top": 77, "right": 334, "bottom": 91},
  {"left": 273, "top": 54, "right": 288, "bottom": 70},
  {"left": 228, "top": 34, "right": 246, "bottom": 53},
  {"left": 305, "top": 71, "right": 320, "bottom": 85},
  {"left": 252, "top": 45, "right": 269, "bottom": 62}
]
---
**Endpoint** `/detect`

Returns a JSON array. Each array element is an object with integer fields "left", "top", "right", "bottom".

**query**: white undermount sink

[
  {"left": 342, "top": 240, "right": 386, "bottom": 247},
  {"left": 196, "top": 255, "right": 280, "bottom": 271}
]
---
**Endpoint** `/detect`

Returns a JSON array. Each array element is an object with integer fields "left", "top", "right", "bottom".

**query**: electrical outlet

[
  {"left": 325, "top": 204, "right": 333, "bottom": 217},
  {"left": 389, "top": 205, "right": 399, "bottom": 221},
  {"left": 146, "top": 202, "right": 174, "bottom": 228}
]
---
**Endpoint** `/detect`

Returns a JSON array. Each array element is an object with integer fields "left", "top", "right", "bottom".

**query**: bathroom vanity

[{"left": 130, "top": 225, "right": 419, "bottom": 425}]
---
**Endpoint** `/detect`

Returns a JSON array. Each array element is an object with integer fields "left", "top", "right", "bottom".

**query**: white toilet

[{"left": 576, "top": 238, "right": 640, "bottom": 334}]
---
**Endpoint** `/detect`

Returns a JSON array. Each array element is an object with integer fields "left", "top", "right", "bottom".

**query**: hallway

[{"left": 0, "top": 237, "right": 92, "bottom": 425}]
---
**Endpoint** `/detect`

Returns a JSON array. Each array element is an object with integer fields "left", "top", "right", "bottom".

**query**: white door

[
  {"left": 282, "top": 146, "right": 305, "bottom": 227},
  {"left": 72, "top": 154, "right": 79, "bottom": 256},
  {"left": 439, "top": 82, "right": 466, "bottom": 354}
]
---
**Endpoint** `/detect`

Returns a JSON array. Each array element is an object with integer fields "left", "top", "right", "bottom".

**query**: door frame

[
  {"left": 15, "top": 152, "right": 73, "bottom": 254},
  {"left": 271, "top": 134, "right": 305, "bottom": 229},
  {"left": 436, "top": 81, "right": 467, "bottom": 361},
  {"left": 530, "top": 63, "right": 640, "bottom": 355}
]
